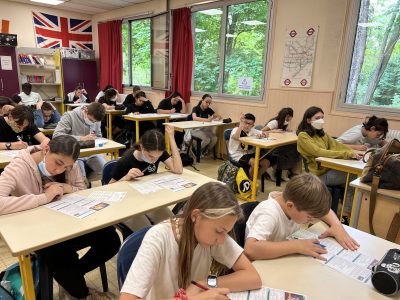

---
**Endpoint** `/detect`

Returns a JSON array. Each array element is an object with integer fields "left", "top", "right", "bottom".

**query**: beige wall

[
  {"left": 0, "top": 0, "right": 90, "bottom": 48},
  {"left": 4, "top": 0, "right": 400, "bottom": 134}
]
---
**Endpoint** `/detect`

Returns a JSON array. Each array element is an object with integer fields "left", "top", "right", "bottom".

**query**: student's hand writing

[
  {"left": 81, "top": 134, "right": 96, "bottom": 141},
  {"left": 257, "top": 131, "right": 269, "bottom": 138},
  {"left": 295, "top": 239, "right": 328, "bottom": 261},
  {"left": 319, "top": 224, "right": 360, "bottom": 251},
  {"left": 190, "top": 288, "right": 230, "bottom": 300},
  {"left": 170, "top": 108, "right": 176, "bottom": 113},
  {"left": 44, "top": 184, "right": 64, "bottom": 202},
  {"left": 207, "top": 115, "right": 213, "bottom": 122},
  {"left": 352, "top": 152, "right": 363, "bottom": 160},
  {"left": 123, "top": 168, "right": 144, "bottom": 181},
  {"left": 213, "top": 115, "right": 222, "bottom": 121},
  {"left": 11, "top": 141, "right": 28, "bottom": 150},
  {"left": 133, "top": 112, "right": 140, "bottom": 115}
]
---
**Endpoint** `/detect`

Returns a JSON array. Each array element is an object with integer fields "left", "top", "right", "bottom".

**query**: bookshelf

[{"left": 17, "top": 47, "right": 64, "bottom": 114}]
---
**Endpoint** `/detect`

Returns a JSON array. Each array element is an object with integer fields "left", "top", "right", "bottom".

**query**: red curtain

[
  {"left": 166, "top": 8, "right": 194, "bottom": 103},
  {"left": 98, "top": 20, "right": 123, "bottom": 93}
]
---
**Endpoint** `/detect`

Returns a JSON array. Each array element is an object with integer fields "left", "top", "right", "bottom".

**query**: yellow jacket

[{"left": 297, "top": 131, "right": 354, "bottom": 176}]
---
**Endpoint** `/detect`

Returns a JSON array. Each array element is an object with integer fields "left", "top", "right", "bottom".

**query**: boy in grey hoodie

[{"left": 53, "top": 103, "right": 106, "bottom": 183}]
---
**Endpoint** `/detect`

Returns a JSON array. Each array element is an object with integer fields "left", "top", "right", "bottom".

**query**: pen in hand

[{"left": 191, "top": 280, "right": 209, "bottom": 291}]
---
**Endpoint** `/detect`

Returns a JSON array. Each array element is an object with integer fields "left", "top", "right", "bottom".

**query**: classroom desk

[
  {"left": 0, "top": 169, "right": 218, "bottom": 300},
  {"left": 65, "top": 103, "right": 89, "bottom": 111},
  {"left": 79, "top": 139, "right": 125, "bottom": 160},
  {"left": 104, "top": 109, "right": 126, "bottom": 140},
  {"left": 39, "top": 127, "right": 55, "bottom": 136},
  {"left": 0, "top": 151, "right": 15, "bottom": 169},
  {"left": 316, "top": 157, "right": 365, "bottom": 221},
  {"left": 239, "top": 132, "right": 298, "bottom": 201},
  {"left": 253, "top": 221, "right": 400, "bottom": 300},
  {"left": 123, "top": 113, "right": 171, "bottom": 143},
  {"left": 350, "top": 178, "right": 400, "bottom": 243},
  {"left": 165, "top": 120, "right": 239, "bottom": 160}
]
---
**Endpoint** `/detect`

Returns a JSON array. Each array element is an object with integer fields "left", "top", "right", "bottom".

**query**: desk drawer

[{"left": 356, "top": 192, "right": 400, "bottom": 244}]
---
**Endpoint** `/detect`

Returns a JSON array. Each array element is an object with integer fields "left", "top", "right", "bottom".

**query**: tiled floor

[{"left": 0, "top": 156, "right": 286, "bottom": 299}]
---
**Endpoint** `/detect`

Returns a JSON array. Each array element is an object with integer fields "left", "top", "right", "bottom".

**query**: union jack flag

[{"left": 32, "top": 12, "right": 93, "bottom": 49}]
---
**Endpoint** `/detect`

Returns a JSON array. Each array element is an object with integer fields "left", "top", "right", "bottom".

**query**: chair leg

[
  {"left": 261, "top": 174, "right": 265, "bottom": 192},
  {"left": 195, "top": 138, "right": 201, "bottom": 163},
  {"left": 275, "top": 169, "right": 282, "bottom": 187},
  {"left": 99, "top": 263, "right": 108, "bottom": 292}
]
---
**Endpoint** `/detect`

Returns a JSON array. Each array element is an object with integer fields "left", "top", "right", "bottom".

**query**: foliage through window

[
  {"left": 122, "top": 14, "right": 169, "bottom": 89},
  {"left": 345, "top": 0, "right": 400, "bottom": 109},
  {"left": 193, "top": 0, "right": 269, "bottom": 98}
]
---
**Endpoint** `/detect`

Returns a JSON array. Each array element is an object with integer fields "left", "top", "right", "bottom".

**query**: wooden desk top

[
  {"left": 39, "top": 128, "right": 55, "bottom": 135},
  {"left": 316, "top": 157, "right": 365, "bottom": 175},
  {"left": 79, "top": 139, "right": 125, "bottom": 157},
  {"left": 253, "top": 222, "right": 400, "bottom": 300},
  {"left": 350, "top": 178, "right": 400, "bottom": 200},
  {"left": 0, "top": 169, "right": 218, "bottom": 256},
  {"left": 166, "top": 120, "right": 239, "bottom": 130},
  {"left": 123, "top": 113, "right": 171, "bottom": 121},
  {"left": 239, "top": 132, "right": 298, "bottom": 148},
  {"left": 169, "top": 113, "right": 189, "bottom": 120},
  {"left": 65, "top": 103, "right": 89, "bottom": 108},
  {"left": 105, "top": 109, "right": 126, "bottom": 115},
  {"left": 0, "top": 151, "right": 14, "bottom": 169}
]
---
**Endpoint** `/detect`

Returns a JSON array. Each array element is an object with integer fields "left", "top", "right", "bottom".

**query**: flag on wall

[
  {"left": 32, "top": 12, "right": 93, "bottom": 49},
  {"left": 1, "top": 19, "right": 10, "bottom": 33}
]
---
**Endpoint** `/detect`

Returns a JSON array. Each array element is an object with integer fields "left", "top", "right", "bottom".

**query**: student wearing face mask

[
  {"left": 98, "top": 88, "right": 125, "bottom": 136},
  {"left": 0, "top": 105, "right": 50, "bottom": 150},
  {"left": 109, "top": 127, "right": 183, "bottom": 231},
  {"left": 296, "top": 106, "right": 363, "bottom": 222},
  {"left": 0, "top": 135, "right": 120, "bottom": 299},
  {"left": 65, "top": 85, "right": 89, "bottom": 104},
  {"left": 53, "top": 103, "right": 107, "bottom": 185}
]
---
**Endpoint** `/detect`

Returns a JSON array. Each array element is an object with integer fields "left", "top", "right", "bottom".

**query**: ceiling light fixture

[{"left": 31, "top": 0, "right": 65, "bottom": 5}]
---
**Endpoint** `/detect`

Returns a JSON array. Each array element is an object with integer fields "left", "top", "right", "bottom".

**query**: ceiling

[{"left": 8, "top": 0, "right": 150, "bottom": 15}]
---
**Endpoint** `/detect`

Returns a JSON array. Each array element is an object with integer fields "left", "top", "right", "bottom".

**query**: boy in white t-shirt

[
  {"left": 244, "top": 173, "right": 360, "bottom": 260},
  {"left": 228, "top": 113, "right": 274, "bottom": 180}
]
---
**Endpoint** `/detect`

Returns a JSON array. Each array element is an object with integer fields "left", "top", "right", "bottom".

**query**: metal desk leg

[
  {"left": 19, "top": 254, "right": 36, "bottom": 300},
  {"left": 135, "top": 121, "right": 140, "bottom": 143},
  {"left": 349, "top": 188, "right": 361, "bottom": 227},
  {"left": 339, "top": 172, "right": 351, "bottom": 221},
  {"left": 107, "top": 114, "right": 113, "bottom": 140},
  {"left": 250, "top": 146, "right": 260, "bottom": 202}
]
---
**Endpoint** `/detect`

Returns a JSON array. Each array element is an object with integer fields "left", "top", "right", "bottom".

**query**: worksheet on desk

[
  {"left": 130, "top": 174, "right": 196, "bottom": 194},
  {"left": 287, "top": 228, "right": 378, "bottom": 283},
  {"left": 86, "top": 191, "right": 127, "bottom": 202},
  {"left": 228, "top": 286, "right": 307, "bottom": 300}
]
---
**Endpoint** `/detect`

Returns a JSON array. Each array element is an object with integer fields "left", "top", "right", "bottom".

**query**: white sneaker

[
  {"left": 85, "top": 288, "right": 115, "bottom": 300},
  {"left": 266, "top": 167, "right": 276, "bottom": 181},
  {"left": 281, "top": 170, "right": 290, "bottom": 181}
]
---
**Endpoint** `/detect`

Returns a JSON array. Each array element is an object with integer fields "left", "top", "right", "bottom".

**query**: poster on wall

[
  {"left": 32, "top": 12, "right": 93, "bottom": 49},
  {"left": 281, "top": 26, "right": 318, "bottom": 88}
]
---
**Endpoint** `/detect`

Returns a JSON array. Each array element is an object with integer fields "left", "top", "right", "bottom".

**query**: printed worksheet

[
  {"left": 45, "top": 194, "right": 110, "bottom": 219},
  {"left": 228, "top": 286, "right": 307, "bottom": 300},
  {"left": 86, "top": 191, "right": 127, "bottom": 202},
  {"left": 287, "top": 229, "right": 378, "bottom": 283},
  {"left": 130, "top": 181, "right": 163, "bottom": 194},
  {"left": 149, "top": 174, "right": 196, "bottom": 192},
  {"left": 0, "top": 150, "right": 20, "bottom": 157},
  {"left": 248, "top": 136, "right": 277, "bottom": 141}
]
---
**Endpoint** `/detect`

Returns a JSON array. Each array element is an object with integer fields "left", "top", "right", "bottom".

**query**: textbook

[
  {"left": 228, "top": 286, "right": 307, "bottom": 300},
  {"left": 287, "top": 228, "right": 378, "bottom": 283}
]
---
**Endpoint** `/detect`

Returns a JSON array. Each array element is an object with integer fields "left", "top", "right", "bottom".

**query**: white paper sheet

[
  {"left": 228, "top": 286, "right": 306, "bottom": 300},
  {"left": 86, "top": 191, "right": 127, "bottom": 202}
]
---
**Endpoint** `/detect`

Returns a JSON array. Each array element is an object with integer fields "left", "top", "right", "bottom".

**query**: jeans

[
  {"left": 191, "top": 128, "right": 217, "bottom": 151},
  {"left": 78, "top": 154, "right": 106, "bottom": 181}
]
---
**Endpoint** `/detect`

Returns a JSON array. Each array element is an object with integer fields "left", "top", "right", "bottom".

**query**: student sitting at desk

[
  {"left": 34, "top": 101, "right": 61, "bottom": 128},
  {"left": 337, "top": 115, "right": 388, "bottom": 151},
  {"left": 65, "top": 85, "right": 89, "bottom": 103},
  {"left": 0, "top": 135, "right": 120, "bottom": 299},
  {"left": 157, "top": 91, "right": 186, "bottom": 114},
  {"left": 0, "top": 105, "right": 50, "bottom": 150},
  {"left": 123, "top": 85, "right": 141, "bottom": 106},
  {"left": 191, "top": 94, "right": 221, "bottom": 157},
  {"left": 19, "top": 82, "right": 43, "bottom": 106},
  {"left": 229, "top": 113, "right": 273, "bottom": 181},
  {"left": 296, "top": 106, "right": 363, "bottom": 224},
  {"left": 110, "top": 127, "right": 182, "bottom": 231},
  {"left": 98, "top": 88, "right": 119, "bottom": 110},
  {"left": 244, "top": 173, "right": 359, "bottom": 261},
  {"left": 120, "top": 182, "right": 261, "bottom": 300},
  {"left": 125, "top": 91, "right": 156, "bottom": 139},
  {"left": 53, "top": 103, "right": 106, "bottom": 184}
]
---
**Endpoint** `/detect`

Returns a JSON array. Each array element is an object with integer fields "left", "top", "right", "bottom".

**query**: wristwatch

[
  {"left": 207, "top": 275, "right": 217, "bottom": 288},
  {"left": 5, "top": 142, "right": 11, "bottom": 150}
]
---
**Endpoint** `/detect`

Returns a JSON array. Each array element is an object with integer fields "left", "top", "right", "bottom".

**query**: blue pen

[{"left": 317, "top": 242, "right": 326, "bottom": 248}]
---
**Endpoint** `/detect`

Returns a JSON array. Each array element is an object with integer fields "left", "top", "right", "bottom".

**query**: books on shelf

[
  {"left": 18, "top": 53, "right": 55, "bottom": 67},
  {"left": 20, "top": 74, "right": 45, "bottom": 83}
]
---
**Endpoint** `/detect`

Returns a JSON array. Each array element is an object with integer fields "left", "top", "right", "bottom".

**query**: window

[
  {"left": 122, "top": 13, "right": 170, "bottom": 89},
  {"left": 192, "top": 0, "right": 270, "bottom": 99},
  {"left": 341, "top": 0, "right": 400, "bottom": 112}
]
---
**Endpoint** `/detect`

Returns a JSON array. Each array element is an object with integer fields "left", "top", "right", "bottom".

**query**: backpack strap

[{"left": 386, "top": 212, "right": 400, "bottom": 242}]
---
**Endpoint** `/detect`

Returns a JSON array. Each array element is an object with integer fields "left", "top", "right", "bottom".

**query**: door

[
  {"left": 0, "top": 46, "right": 19, "bottom": 97},
  {"left": 62, "top": 58, "right": 83, "bottom": 99},
  {"left": 79, "top": 60, "right": 97, "bottom": 101}
]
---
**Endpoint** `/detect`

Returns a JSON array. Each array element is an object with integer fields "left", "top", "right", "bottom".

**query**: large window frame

[
  {"left": 191, "top": 0, "right": 272, "bottom": 101},
  {"left": 122, "top": 12, "right": 172, "bottom": 90},
  {"left": 337, "top": 0, "right": 400, "bottom": 117}
]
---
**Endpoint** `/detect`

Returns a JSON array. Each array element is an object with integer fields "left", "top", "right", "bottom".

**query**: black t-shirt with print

[
  {"left": 192, "top": 105, "right": 215, "bottom": 119},
  {"left": 111, "top": 150, "right": 170, "bottom": 181},
  {"left": 0, "top": 116, "right": 40, "bottom": 143},
  {"left": 157, "top": 98, "right": 182, "bottom": 113}
]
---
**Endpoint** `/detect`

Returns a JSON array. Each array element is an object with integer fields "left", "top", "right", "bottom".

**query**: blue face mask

[
  {"left": 141, "top": 152, "right": 154, "bottom": 164},
  {"left": 38, "top": 155, "right": 52, "bottom": 177},
  {"left": 84, "top": 117, "right": 95, "bottom": 127}
]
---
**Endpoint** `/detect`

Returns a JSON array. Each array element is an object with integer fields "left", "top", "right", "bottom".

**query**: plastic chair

[
  {"left": 233, "top": 202, "right": 260, "bottom": 247},
  {"left": 117, "top": 226, "right": 152, "bottom": 289}
]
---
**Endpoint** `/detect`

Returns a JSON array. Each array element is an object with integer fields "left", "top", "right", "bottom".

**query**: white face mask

[
  {"left": 284, "top": 121, "right": 289, "bottom": 126},
  {"left": 111, "top": 96, "right": 117, "bottom": 102},
  {"left": 311, "top": 119, "right": 325, "bottom": 130}
]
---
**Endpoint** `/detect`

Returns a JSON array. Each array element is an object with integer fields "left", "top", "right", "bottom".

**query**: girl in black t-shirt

[{"left": 109, "top": 127, "right": 183, "bottom": 230}]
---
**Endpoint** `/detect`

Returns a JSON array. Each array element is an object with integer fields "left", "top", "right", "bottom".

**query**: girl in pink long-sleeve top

[{"left": 0, "top": 135, "right": 120, "bottom": 299}]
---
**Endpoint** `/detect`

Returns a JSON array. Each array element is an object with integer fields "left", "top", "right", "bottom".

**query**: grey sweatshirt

[{"left": 53, "top": 106, "right": 102, "bottom": 140}]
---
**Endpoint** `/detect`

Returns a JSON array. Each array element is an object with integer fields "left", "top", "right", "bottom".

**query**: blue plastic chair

[
  {"left": 233, "top": 201, "right": 260, "bottom": 247},
  {"left": 117, "top": 226, "right": 152, "bottom": 289},
  {"left": 101, "top": 159, "right": 118, "bottom": 185}
]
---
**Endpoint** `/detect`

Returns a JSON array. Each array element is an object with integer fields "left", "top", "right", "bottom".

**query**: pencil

[{"left": 191, "top": 280, "right": 208, "bottom": 291}]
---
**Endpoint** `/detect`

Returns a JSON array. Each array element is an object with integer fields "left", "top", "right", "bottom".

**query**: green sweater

[{"left": 297, "top": 131, "right": 354, "bottom": 176}]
